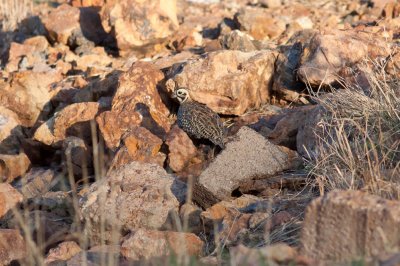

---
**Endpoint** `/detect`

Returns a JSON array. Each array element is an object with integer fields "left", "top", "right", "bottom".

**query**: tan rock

[
  {"left": 0, "top": 184, "right": 23, "bottom": 218},
  {"left": 63, "top": 137, "right": 92, "bottom": 177},
  {"left": 193, "top": 127, "right": 301, "bottom": 208},
  {"left": 100, "top": 0, "right": 178, "bottom": 53},
  {"left": 71, "top": 0, "right": 105, "bottom": 6},
  {"left": 298, "top": 29, "right": 392, "bottom": 86},
  {"left": 0, "top": 152, "right": 31, "bottom": 183},
  {"left": 66, "top": 246, "right": 121, "bottom": 265},
  {"left": 230, "top": 244, "right": 297, "bottom": 266},
  {"left": 45, "top": 241, "right": 82, "bottom": 264},
  {"left": 14, "top": 168, "right": 56, "bottom": 200},
  {"left": 167, "top": 50, "right": 277, "bottom": 115},
  {"left": 0, "top": 70, "right": 62, "bottom": 127},
  {"left": 0, "top": 106, "right": 24, "bottom": 154},
  {"left": 79, "top": 162, "right": 186, "bottom": 244},
  {"left": 301, "top": 190, "right": 400, "bottom": 262},
  {"left": 165, "top": 125, "right": 197, "bottom": 172},
  {"left": 121, "top": 229, "right": 203, "bottom": 260},
  {"left": 220, "top": 30, "right": 257, "bottom": 52},
  {"left": 0, "top": 229, "right": 26, "bottom": 265},
  {"left": 98, "top": 62, "right": 170, "bottom": 149}
]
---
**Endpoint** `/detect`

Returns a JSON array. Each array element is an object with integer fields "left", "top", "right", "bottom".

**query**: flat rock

[
  {"left": 301, "top": 190, "right": 400, "bottom": 262},
  {"left": 167, "top": 50, "right": 277, "bottom": 115},
  {"left": 0, "top": 183, "right": 23, "bottom": 219},
  {"left": 79, "top": 162, "right": 186, "bottom": 244},
  {"left": 121, "top": 229, "right": 204, "bottom": 261},
  {"left": 193, "top": 127, "right": 301, "bottom": 208}
]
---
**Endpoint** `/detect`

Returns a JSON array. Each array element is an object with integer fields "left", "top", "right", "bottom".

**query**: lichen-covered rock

[
  {"left": 79, "top": 162, "right": 186, "bottom": 244},
  {"left": 167, "top": 50, "right": 277, "bottom": 115}
]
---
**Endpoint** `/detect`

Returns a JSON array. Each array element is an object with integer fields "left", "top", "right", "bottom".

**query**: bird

[{"left": 172, "top": 88, "right": 225, "bottom": 149}]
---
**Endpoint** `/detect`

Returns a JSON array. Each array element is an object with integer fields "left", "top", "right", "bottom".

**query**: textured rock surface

[
  {"left": 79, "top": 162, "right": 186, "bottom": 244},
  {"left": 121, "top": 229, "right": 204, "bottom": 260},
  {"left": 301, "top": 190, "right": 400, "bottom": 262},
  {"left": 193, "top": 127, "right": 301, "bottom": 208},
  {"left": 0, "top": 152, "right": 31, "bottom": 183},
  {"left": 0, "top": 183, "right": 23, "bottom": 218},
  {"left": 0, "top": 106, "right": 24, "bottom": 154},
  {"left": 167, "top": 50, "right": 277, "bottom": 115},
  {"left": 45, "top": 241, "right": 82, "bottom": 264},
  {"left": 0, "top": 229, "right": 26, "bottom": 265},
  {"left": 14, "top": 167, "right": 56, "bottom": 199}
]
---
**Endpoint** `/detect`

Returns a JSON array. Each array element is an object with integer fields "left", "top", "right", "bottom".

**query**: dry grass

[
  {"left": 0, "top": 0, "right": 32, "bottom": 31},
  {"left": 307, "top": 60, "right": 400, "bottom": 199}
]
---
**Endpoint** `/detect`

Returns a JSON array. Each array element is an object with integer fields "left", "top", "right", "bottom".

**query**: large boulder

[
  {"left": 166, "top": 50, "right": 277, "bottom": 115},
  {"left": 301, "top": 190, "right": 400, "bottom": 262},
  {"left": 79, "top": 162, "right": 186, "bottom": 244}
]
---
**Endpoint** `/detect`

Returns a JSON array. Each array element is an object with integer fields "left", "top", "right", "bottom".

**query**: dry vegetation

[{"left": 0, "top": 0, "right": 32, "bottom": 31}]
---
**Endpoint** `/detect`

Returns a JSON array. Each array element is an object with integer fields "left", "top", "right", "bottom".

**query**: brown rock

[
  {"left": 79, "top": 162, "right": 186, "bottom": 244},
  {"left": 100, "top": 0, "right": 178, "bottom": 53},
  {"left": 14, "top": 168, "right": 56, "bottom": 200},
  {"left": 0, "top": 229, "right": 26, "bottom": 265},
  {"left": 234, "top": 7, "right": 286, "bottom": 40},
  {"left": 0, "top": 152, "right": 31, "bottom": 183},
  {"left": 301, "top": 190, "right": 400, "bottom": 262},
  {"left": 71, "top": 0, "right": 105, "bottom": 6},
  {"left": 66, "top": 246, "right": 121, "bottom": 265},
  {"left": 98, "top": 62, "right": 170, "bottom": 149},
  {"left": 0, "top": 106, "right": 24, "bottom": 154},
  {"left": 121, "top": 229, "right": 203, "bottom": 260},
  {"left": 220, "top": 30, "right": 257, "bottom": 52},
  {"left": 34, "top": 102, "right": 101, "bottom": 145},
  {"left": 167, "top": 50, "right": 277, "bottom": 115},
  {"left": 63, "top": 137, "right": 93, "bottom": 176},
  {"left": 298, "top": 29, "right": 392, "bottom": 86},
  {"left": 230, "top": 244, "right": 297, "bottom": 266},
  {"left": 45, "top": 241, "right": 82, "bottom": 264},
  {"left": 165, "top": 125, "right": 197, "bottom": 172},
  {"left": 0, "top": 70, "right": 62, "bottom": 127},
  {"left": 0, "top": 184, "right": 23, "bottom": 218},
  {"left": 193, "top": 127, "right": 301, "bottom": 208}
]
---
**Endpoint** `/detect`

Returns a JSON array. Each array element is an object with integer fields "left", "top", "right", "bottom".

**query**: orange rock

[
  {"left": 0, "top": 153, "right": 31, "bottom": 183},
  {"left": 0, "top": 184, "right": 23, "bottom": 218},
  {"left": 0, "top": 229, "right": 26, "bottom": 265}
]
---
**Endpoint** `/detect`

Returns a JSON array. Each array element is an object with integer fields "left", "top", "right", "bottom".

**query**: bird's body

[{"left": 172, "top": 88, "right": 225, "bottom": 148}]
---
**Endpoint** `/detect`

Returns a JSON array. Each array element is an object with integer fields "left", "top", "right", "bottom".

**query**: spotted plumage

[{"left": 172, "top": 88, "right": 225, "bottom": 148}]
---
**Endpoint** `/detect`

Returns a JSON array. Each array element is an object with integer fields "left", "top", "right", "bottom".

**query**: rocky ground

[{"left": 0, "top": 0, "right": 399, "bottom": 265}]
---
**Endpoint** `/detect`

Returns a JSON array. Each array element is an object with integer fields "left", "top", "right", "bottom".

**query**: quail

[{"left": 172, "top": 88, "right": 225, "bottom": 148}]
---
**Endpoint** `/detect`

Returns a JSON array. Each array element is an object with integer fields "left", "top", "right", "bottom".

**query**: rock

[
  {"left": 234, "top": 7, "right": 286, "bottom": 40},
  {"left": 165, "top": 125, "right": 197, "bottom": 172},
  {"left": 45, "top": 241, "right": 82, "bottom": 264},
  {"left": 0, "top": 152, "right": 31, "bottom": 183},
  {"left": 297, "top": 29, "right": 391, "bottom": 87},
  {"left": 0, "top": 106, "right": 24, "bottom": 154},
  {"left": 14, "top": 168, "right": 56, "bottom": 200},
  {"left": 179, "top": 203, "right": 202, "bottom": 234},
  {"left": 79, "top": 162, "right": 186, "bottom": 244},
  {"left": 97, "top": 62, "right": 170, "bottom": 149},
  {"left": 0, "top": 70, "right": 63, "bottom": 127},
  {"left": 71, "top": 0, "right": 105, "bottom": 7},
  {"left": 63, "top": 137, "right": 93, "bottom": 177},
  {"left": 42, "top": 4, "right": 108, "bottom": 46},
  {"left": 230, "top": 243, "right": 298, "bottom": 266},
  {"left": 0, "top": 184, "right": 23, "bottom": 218},
  {"left": 121, "top": 229, "right": 204, "bottom": 260},
  {"left": 66, "top": 246, "right": 121, "bottom": 266},
  {"left": 260, "top": 0, "right": 282, "bottom": 8},
  {"left": 167, "top": 50, "right": 277, "bottom": 115},
  {"left": 193, "top": 127, "right": 301, "bottom": 208},
  {"left": 34, "top": 102, "right": 101, "bottom": 145},
  {"left": 0, "top": 229, "right": 26, "bottom": 265},
  {"left": 220, "top": 30, "right": 257, "bottom": 52},
  {"left": 301, "top": 190, "right": 400, "bottom": 262},
  {"left": 100, "top": 0, "right": 178, "bottom": 53}
]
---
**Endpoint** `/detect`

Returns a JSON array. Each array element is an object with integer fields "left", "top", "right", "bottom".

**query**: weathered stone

[
  {"left": 220, "top": 30, "right": 257, "bottom": 52},
  {"left": 45, "top": 241, "right": 82, "bottom": 264},
  {"left": 121, "top": 229, "right": 204, "bottom": 260},
  {"left": 14, "top": 168, "right": 56, "bottom": 200},
  {"left": 234, "top": 7, "right": 286, "bottom": 40},
  {"left": 98, "top": 62, "right": 170, "bottom": 149},
  {"left": 301, "top": 190, "right": 400, "bottom": 262},
  {"left": 34, "top": 102, "right": 101, "bottom": 145},
  {"left": 71, "top": 0, "right": 105, "bottom": 7},
  {"left": 0, "top": 70, "right": 62, "bottom": 127},
  {"left": 0, "top": 183, "right": 23, "bottom": 218},
  {"left": 0, "top": 229, "right": 26, "bottom": 265},
  {"left": 165, "top": 125, "right": 197, "bottom": 172},
  {"left": 79, "top": 162, "right": 186, "bottom": 244},
  {"left": 63, "top": 137, "right": 93, "bottom": 177},
  {"left": 298, "top": 29, "right": 392, "bottom": 86},
  {"left": 0, "top": 152, "right": 31, "bottom": 183},
  {"left": 167, "top": 50, "right": 277, "bottom": 115},
  {"left": 0, "top": 106, "right": 24, "bottom": 154},
  {"left": 179, "top": 203, "right": 202, "bottom": 234},
  {"left": 193, "top": 127, "right": 301, "bottom": 208},
  {"left": 100, "top": 0, "right": 178, "bottom": 53},
  {"left": 66, "top": 246, "right": 121, "bottom": 266}
]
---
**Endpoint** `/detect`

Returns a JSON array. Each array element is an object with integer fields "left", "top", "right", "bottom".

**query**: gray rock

[
  {"left": 79, "top": 162, "right": 186, "bottom": 245},
  {"left": 193, "top": 127, "right": 301, "bottom": 208}
]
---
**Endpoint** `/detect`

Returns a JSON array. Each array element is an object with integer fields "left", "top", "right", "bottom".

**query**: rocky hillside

[{"left": 0, "top": 0, "right": 399, "bottom": 265}]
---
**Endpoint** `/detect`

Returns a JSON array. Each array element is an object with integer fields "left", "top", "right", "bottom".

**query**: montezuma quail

[{"left": 172, "top": 88, "right": 225, "bottom": 148}]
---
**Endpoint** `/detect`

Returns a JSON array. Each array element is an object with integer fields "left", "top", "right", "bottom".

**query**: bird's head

[{"left": 172, "top": 88, "right": 190, "bottom": 104}]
